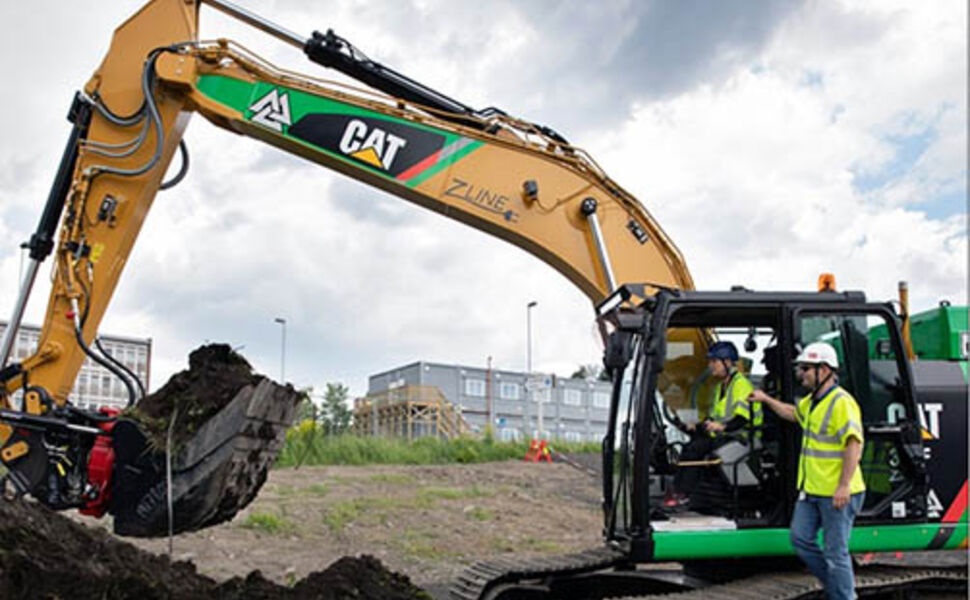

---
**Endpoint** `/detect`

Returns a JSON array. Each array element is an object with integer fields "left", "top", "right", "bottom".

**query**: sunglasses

[{"left": 796, "top": 365, "right": 815, "bottom": 373}]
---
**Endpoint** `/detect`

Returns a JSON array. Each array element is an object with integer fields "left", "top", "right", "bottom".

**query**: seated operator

[{"left": 673, "top": 341, "right": 763, "bottom": 501}]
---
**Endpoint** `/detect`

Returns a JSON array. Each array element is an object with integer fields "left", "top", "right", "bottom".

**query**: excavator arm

[{"left": 0, "top": 0, "right": 695, "bottom": 534}]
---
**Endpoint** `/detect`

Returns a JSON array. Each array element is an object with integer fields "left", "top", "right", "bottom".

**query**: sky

[{"left": 0, "top": 1, "right": 966, "bottom": 400}]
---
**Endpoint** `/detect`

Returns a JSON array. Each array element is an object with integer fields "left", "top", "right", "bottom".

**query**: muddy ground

[
  {"left": 0, "top": 496, "right": 429, "bottom": 599},
  {"left": 116, "top": 460, "right": 603, "bottom": 596}
]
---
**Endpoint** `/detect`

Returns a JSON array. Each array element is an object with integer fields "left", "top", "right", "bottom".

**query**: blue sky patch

[
  {"left": 852, "top": 128, "right": 935, "bottom": 193},
  {"left": 852, "top": 126, "right": 966, "bottom": 219}
]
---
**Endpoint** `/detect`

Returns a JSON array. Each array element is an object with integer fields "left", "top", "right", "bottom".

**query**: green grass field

[{"left": 275, "top": 423, "right": 599, "bottom": 467}]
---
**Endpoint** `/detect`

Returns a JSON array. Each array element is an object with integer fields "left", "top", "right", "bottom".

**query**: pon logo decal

[
  {"left": 249, "top": 89, "right": 291, "bottom": 132},
  {"left": 338, "top": 119, "right": 407, "bottom": 171}
]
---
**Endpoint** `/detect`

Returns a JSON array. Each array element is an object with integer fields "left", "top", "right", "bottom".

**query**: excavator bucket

[{"left": 109, "top": 378, "right": 300, "bottom": 537}]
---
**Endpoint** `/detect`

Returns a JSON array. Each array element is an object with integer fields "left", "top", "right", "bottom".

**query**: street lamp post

[
  {"left": 274, "top": 317, "right": 286, "bottom": 383},
  {"left": 527, "top": 301, "right": 540, "bottom": 439}
]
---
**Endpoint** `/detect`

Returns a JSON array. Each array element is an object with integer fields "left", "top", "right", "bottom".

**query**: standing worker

[{"left": 749, "top": 342, "right": 865, "bottom": 600}]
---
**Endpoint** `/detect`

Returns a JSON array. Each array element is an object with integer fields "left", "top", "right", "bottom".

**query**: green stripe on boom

[{"left": 195, "top": 75, "right": 480, "bottom": 185}]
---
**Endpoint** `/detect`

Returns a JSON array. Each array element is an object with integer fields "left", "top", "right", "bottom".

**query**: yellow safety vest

[
  {"left": 709, "top": 371, "right": 762, "bottom": 439},
  {"left": 794, "top": 385, "right": 866, "bottom": 496}
]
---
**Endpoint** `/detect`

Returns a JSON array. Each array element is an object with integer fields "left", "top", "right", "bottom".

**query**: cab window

[{"left": 796, "top": 311, "right": 925, "bottom": 520}]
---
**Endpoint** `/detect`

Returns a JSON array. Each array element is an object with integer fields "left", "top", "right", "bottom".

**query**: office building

[
  {"left": 367, "top": 360, "right": 611, "bottom": 442},
  {"left": 0, "top": 321, "right": 151, "bottom": 410}
]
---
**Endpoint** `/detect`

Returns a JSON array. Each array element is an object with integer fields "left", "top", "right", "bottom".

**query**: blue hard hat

[{"left": 706, "top": 341, "right": 739, "bottom": 362}]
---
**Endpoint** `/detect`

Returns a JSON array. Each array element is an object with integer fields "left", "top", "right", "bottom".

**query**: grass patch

[
  {"left": 465, "top": 506, "right": 494, "bottom": 521},
  {"left": 397, "top": 528, "right": 453, "bottom": 561},
  {"left": 321, "top": 495, "right": 430, "bottom": 534},
  {"left": 521, "top": 537, "right": 561, "bottom": 553},
  {"left": 306, "top": 483, "right": 330, "bottom": 496},
  {"left": 321, "top": 501, "right": 360, "bottom": 535},
  {"left": 490, "top": 537, "right": 517, "bottom": 553},
  {"left": 240, "top": 512, "right": 294, "bottom": 535},
  {"left": 276, "top": 433, "right": 600, "bottom": 467},
  {"left": 369, "top": 473, "right": 418, "bottom": 485},
  {"left": 417, "top": 484, "right": 492, "bottom": 503},
  {"left": 489, "top": 535, "right": 560, "bottom": 554}
]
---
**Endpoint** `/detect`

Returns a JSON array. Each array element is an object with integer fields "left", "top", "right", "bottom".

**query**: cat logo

[{"left": 338, "top": 119, "right": 408, "bottom": 171}]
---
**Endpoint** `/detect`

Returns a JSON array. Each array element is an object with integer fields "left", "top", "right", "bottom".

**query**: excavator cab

[{"left": 597, "top": 285, "right": 929, "bottom": 562}]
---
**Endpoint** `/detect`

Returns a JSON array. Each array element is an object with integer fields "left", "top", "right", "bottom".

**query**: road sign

[{"left": 524, "top": 373, "right": 552, "bottom": 392}]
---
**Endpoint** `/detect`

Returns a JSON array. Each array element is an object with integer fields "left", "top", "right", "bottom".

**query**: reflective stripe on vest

[
  {"left": 710, "top": 374, "right": 735, "bottom": 422},
  {"left": 709, "top": 373, "right": 762, "bottom": 440},
  {"left": 796, "top": 386, "right": 866, "bottom": 496},
  {"left": 712, "top": 372, "right": 752, "bottom": 422}
]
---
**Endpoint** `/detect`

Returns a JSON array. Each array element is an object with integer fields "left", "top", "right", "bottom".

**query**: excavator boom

[{"left": 0, "top": 0, "right": 693, "bottom": 536}]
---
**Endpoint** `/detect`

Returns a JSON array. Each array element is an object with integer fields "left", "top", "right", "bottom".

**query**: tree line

[{"left": 296, "top": 382, "right": 352, "bottom": 434}]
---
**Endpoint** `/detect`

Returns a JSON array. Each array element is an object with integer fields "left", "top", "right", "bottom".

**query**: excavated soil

[
  {"left": 128, "top": 343, "right": 263, "bottom": 446},
  {"left": 0, "top": 498, "right": 428, "bottom": 599}
]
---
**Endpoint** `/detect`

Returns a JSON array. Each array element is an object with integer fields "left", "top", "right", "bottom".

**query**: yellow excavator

[{"left": 0, "top": 1, "right": 965, "bottom": 597}]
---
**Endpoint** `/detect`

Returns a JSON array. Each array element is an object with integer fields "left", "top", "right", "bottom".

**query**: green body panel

[
  {"left": 195, "top": 74, "right": 482, "bottom": 189},
  {"left": 651, "top": 522, "right": 968, "bottom": 560},
  {"left": 869, "top": 305, "right": 969, "bottom": 362},
  {"left": 944, "top": 509, "right": 968, "bottom": 549}
]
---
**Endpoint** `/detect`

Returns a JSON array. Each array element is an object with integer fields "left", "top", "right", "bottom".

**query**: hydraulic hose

[
  {"left": 73, "top": 325, "right": 138, "bottom": 408},
  {"left": 95, "top": 337, "right": 146, "bottom": 402},
  {"left": 160, "top": 140, "right": 190, "bottom": 190}
]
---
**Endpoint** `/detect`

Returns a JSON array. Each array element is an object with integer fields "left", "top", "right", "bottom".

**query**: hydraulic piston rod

[
  {"left": 201, "top": 0, "right": 306, "bottom": 49},
  {"left": 2, "top": 96, "right": 92, "bottom": 374},
  {"left": 581, "top": 198, "right": 617, "bottom": 292}
]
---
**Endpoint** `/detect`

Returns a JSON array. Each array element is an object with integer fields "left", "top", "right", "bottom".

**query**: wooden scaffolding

[{"left": 352, "top": 385, "right": 472, "bottom": 440}]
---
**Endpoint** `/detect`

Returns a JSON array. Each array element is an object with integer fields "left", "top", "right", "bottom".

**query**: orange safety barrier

[{"left": 524, "top": 438, "right": 553, "bottom": 463}]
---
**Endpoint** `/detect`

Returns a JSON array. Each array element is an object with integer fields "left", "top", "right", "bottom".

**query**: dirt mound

[
  {"left": 217, "top": 556, "right": 432, "bottom": 600},
  {"left": 291, "top": 556, "right": 431, "bottom": 600},
  {"left": 0, "top": 498, "right": 429, "bottom": 599},
  {"left": 129, "top": 343, "right": 262, "bottom": 446},
  {"left": 0, "top": 498, "right": 210, "bottom": 599}
]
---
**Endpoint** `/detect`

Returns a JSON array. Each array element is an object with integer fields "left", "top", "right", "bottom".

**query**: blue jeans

[{"left": 790, "top": 492, "right": 865, "bottom": 600}]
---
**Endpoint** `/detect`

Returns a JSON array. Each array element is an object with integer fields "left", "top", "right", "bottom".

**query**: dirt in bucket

[{"left": 126, "top": 343, "right": 264, "bottom": 447}]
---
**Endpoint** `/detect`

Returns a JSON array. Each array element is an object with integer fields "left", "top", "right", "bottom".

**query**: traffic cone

[{"left": 524, "top": 438, "right": 541, "bottom": 462}]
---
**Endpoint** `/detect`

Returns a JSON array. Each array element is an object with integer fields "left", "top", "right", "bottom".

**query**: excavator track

[
  {"left": 451, "top": 548, "right": 968, "bottom": 600},
  {"left": 618, "top": 565, "right": 967, "bottom": 600},
  {"left": 450, "top": 546, "right": 628, "bottom": 600}
]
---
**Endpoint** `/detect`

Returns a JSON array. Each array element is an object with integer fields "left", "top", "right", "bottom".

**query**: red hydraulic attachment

[
  {"left": 524, "top": 438, "right": 552, "bottom": 463},
  {"left": 80, "top": 407, "right": 121, "bottom": 517}
]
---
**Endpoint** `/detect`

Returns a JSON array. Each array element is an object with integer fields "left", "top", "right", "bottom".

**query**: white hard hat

[{"left": 796, "top": 342, "right": 839, "bottom": 369}]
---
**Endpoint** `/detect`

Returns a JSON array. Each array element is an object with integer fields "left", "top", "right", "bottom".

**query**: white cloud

[{"left": 590, "top": 0, "right": 966, "bottom": 313}]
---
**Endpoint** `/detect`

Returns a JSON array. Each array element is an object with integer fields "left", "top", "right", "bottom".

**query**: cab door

[{"left": 790, "top": 305, "right": 928, "bottom": 523}]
